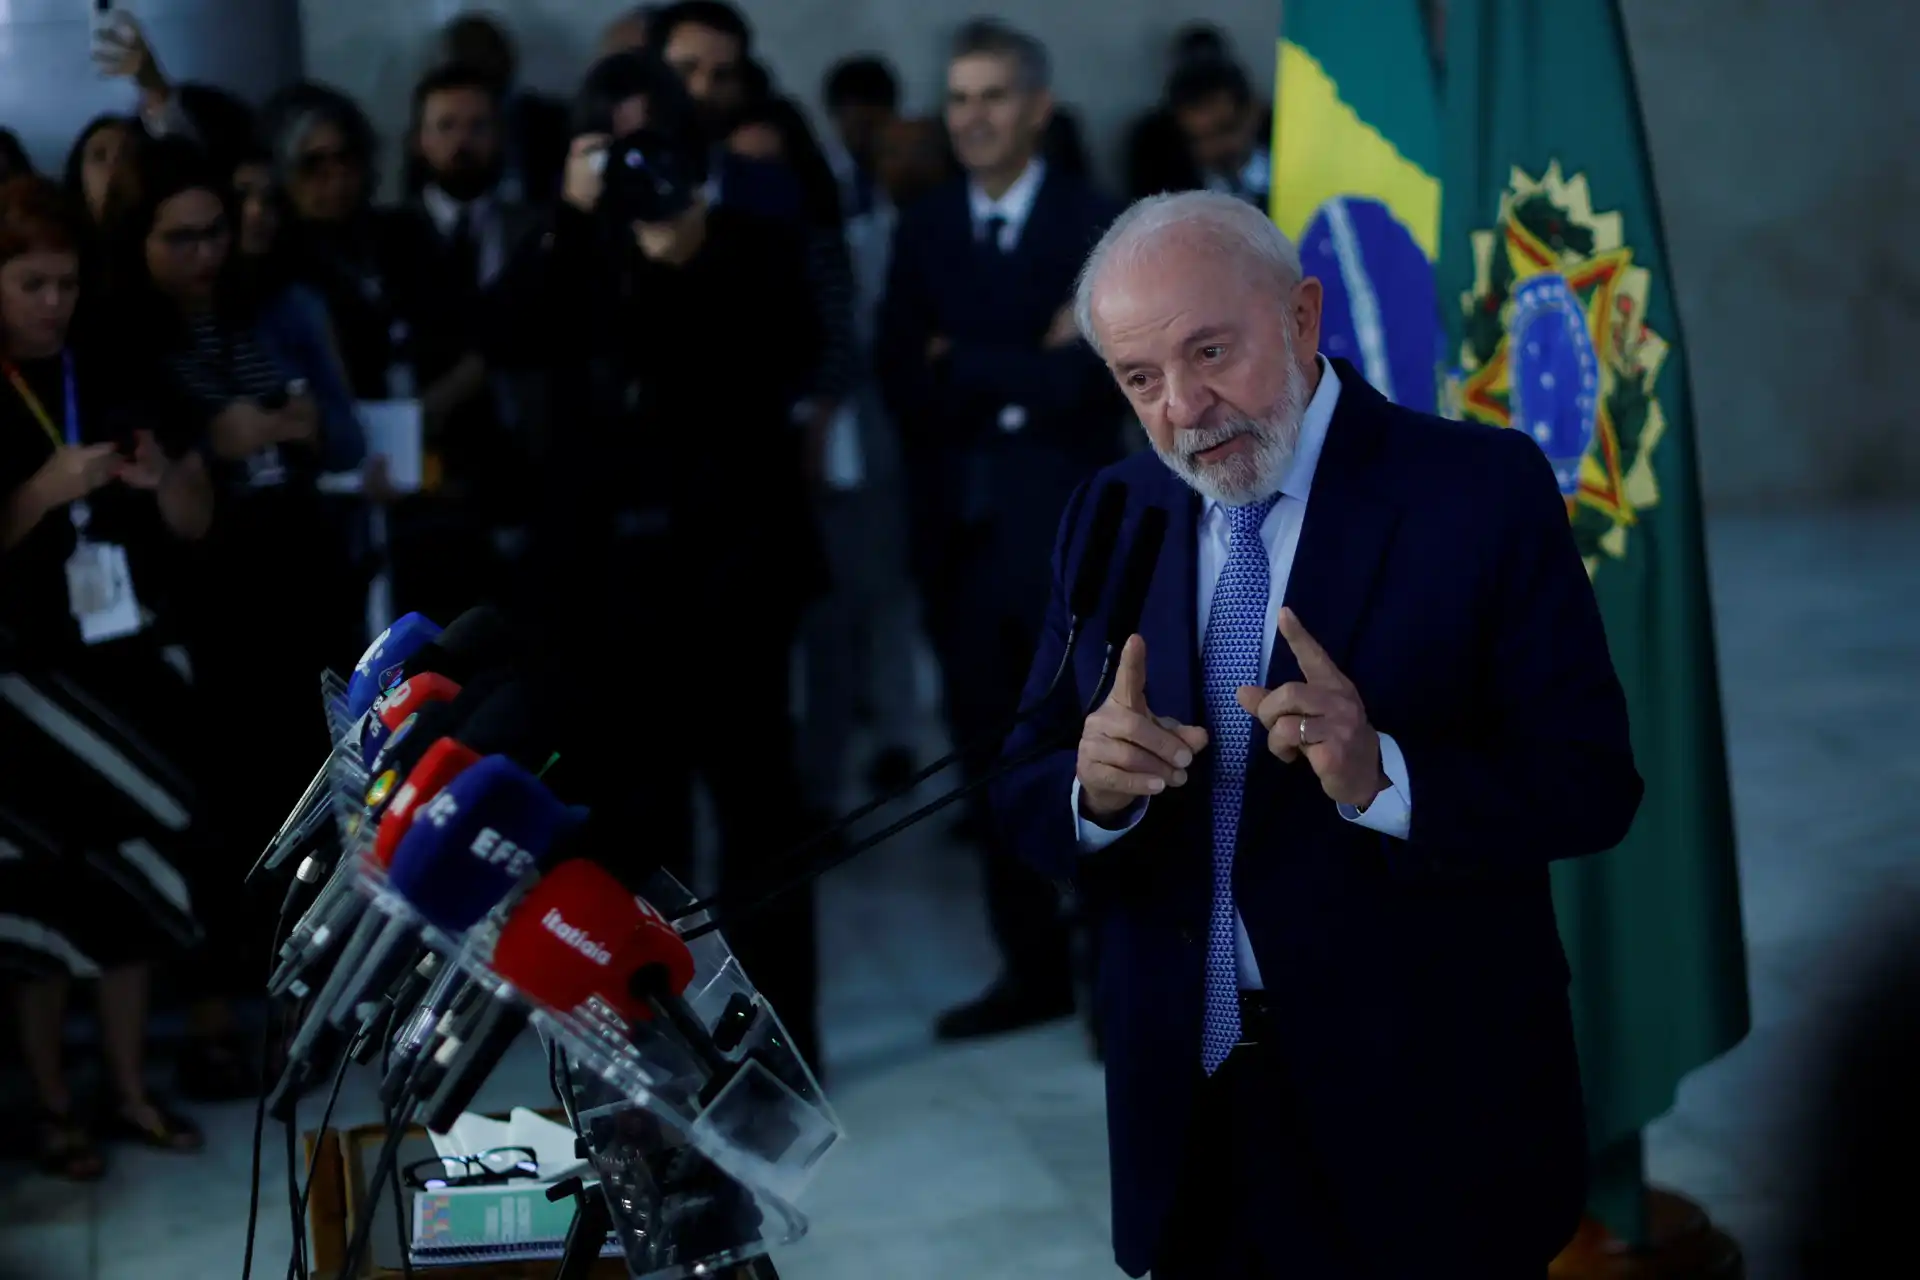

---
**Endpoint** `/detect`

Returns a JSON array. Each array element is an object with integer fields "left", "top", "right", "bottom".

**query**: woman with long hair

[
  {"left": 63, "top": 115, "right": 137, "bottom": 230},
  {"left": 0, "top": 173, "right": 213, "bottom": 1175},
  {"left": 98, "top": 137, "right": 354, "bottom": 1097}
]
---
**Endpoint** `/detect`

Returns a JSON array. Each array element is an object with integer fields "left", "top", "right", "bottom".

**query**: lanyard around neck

[{"left": 2, "top": 351, "right": 78, "bottom": 451}]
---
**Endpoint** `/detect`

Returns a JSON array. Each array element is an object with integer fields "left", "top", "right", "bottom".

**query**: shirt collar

[
  {"left": 968, "top": 156, "right": 1047, "bottom": 234},
  {"left": 1202, "top": 354, "right": 1342, "bottom": 521},
  {"left": 421, "top": 185, "right": 493, "bottom": 232}
]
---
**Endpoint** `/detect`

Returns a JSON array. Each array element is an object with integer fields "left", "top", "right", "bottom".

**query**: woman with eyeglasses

[
  {"left": 99, "top": 137, "right": 354, "bottom": 1100},
  {"left": 0, "top": 173, "right": 215, "bottom": 1177}
]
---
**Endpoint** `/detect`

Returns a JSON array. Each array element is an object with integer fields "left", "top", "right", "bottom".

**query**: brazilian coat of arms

[{"left": 1448, "top": 162, "right": 1668, "bottom": 578}]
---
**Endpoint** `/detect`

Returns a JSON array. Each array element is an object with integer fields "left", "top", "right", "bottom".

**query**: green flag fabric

[
  {"left": 1269, "top": 0, "right": 1442, "bottom": 412},
  {"left": 1435, "top": 0, "right": 1751, "bottom": 1243}
]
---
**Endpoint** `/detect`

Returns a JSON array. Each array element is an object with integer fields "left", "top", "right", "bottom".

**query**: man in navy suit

[
  {"left": 993, "top": 190, "right": 1644, "bottom": 1277},
  {"left": 879, "top": 19, "right": 1124, "bottom": 1041}
]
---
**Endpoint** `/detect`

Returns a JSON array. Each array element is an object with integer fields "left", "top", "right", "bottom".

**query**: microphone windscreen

[
  {"left": 373, "top": 738, "right": 483, "bottom": 869},
  {"left": 1068, "top": 481, "right": 1130, "bottom": 620},
  {"left": 366, "top": 657, "right": 505, "bottom": 795},
  {"left": 616, "top": 891, "right": 698, "bottom": 1008},
  {"left": 1105, "top": 505, "right": 1170, "bottom": 650},
  {"left": 348, "top": 613, "right": 442, "bottom": 719},
  {"left": 458, "top": 681, "right": 564, "bottom": 775},
  {"left": 360, "top": 673, "right": 463, "bottom": 772},
  {"left": 386, "top": 755, "right": 571, "bottom": 934},
  {"left": 493, "top": 859, "right": 668, "bottom": 1022},
  {"left": 393, "top": 605, "right": 518, "bottom": 689},
  {"left": 366, "top": 699, "right": 464, "bottom": 811}
]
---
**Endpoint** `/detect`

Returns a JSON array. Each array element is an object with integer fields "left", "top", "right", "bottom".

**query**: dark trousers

[
  {"left": 930, "top": 529, "right": 1070, "bottom": 1000},
  {"left": 1154, "top": 1004, "right": 1549, "bottom": 1280}
]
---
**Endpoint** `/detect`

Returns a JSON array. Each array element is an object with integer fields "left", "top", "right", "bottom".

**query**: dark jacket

[
  {"left": 993, "top": 363, "right": 1643, "bottom": 1276},
  {"left": 489, "top": 202, "right": 827, "bottom": 641},
  {"left": 875, "top": 169, "right": 1124, "bottom": 616}
]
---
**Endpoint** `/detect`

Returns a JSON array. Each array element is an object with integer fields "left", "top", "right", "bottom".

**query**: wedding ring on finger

[{"left": 1298, "top": 716, "right": 1311, "bottom": 749}]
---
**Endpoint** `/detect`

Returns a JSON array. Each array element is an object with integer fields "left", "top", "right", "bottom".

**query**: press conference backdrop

[{"left": 0, "top": 0, "right": 303, "bottom": 173}]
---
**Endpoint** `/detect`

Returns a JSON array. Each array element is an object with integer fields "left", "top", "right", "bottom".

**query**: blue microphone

[
  {"left": 269, "top": 757, "right": 578, "bottom": 1115},
  {"left": 347, "top": 613, "right": 443, "bottom": 720},
  {"left": 385, "top": 755, "right": 574, "bottom": 935}
]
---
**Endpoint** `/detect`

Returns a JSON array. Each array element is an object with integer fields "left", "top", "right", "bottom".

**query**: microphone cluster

[{"left": 251, "top": 477, "right": 1167, "bottom": 1276}]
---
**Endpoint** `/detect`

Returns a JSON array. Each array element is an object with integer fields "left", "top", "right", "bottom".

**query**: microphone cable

[
  {"left": 243, "top": 891, "right": 306, "bottom": 1280},
  {"left": 335, "top": 1105, "right": 415, "bottom": 1280},
  {"left": 672, "top": 482, "right": 1139, "bottom": 922},
  {"left": 284, "top": 1103, "right": 308, "bottom": 1280},
  {"left": 280, "top": 1037, "right": 356, "bottom": 1280}
]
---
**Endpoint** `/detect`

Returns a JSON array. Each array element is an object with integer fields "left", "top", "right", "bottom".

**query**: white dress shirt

[
  {"left": 1071, "top": 357, "right": 1414, "bottom": 989},
  {"left": 420, "top": 186, "right": 506, "bottom": 288},
  {"left": 967, "top": 158, "right": 1049, "bottom": 436},
  {"left": 967, "top": 156, "right": 1047, "bottom": 254}
]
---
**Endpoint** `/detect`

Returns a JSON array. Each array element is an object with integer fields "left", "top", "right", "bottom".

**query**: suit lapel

[{"left": 1267, "top": 364, "right": 1401, "bottom": 690}]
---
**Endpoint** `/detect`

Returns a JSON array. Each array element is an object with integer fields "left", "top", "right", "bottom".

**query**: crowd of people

[{"left": 0, "top": 2, "right": 1278, "bottom": 1183}]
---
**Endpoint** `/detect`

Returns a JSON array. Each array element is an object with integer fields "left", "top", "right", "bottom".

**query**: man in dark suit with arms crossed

[
  {"left": 992, "top": 190, "right": 1644, "bottom": 1277},
  {"left": 879, "top": 19, "right": 1123, "bottom": 1041}
]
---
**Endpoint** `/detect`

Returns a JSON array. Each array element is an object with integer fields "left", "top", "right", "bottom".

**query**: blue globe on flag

[{"left": 1298, "top": 196, "right": 1439, "bottom": 413}]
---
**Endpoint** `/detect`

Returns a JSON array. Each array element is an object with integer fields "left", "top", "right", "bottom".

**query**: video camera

[
  {"left": 599, "top": 128, "right": 704, "bottom": 225},
  {"left": 573, "top": 49, "right": 710, "bottom": 227}
]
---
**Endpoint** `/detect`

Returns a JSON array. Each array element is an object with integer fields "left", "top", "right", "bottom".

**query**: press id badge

[
  {"left": 246, "top": 447, "right": 287, "bottom": 489},
  {"left": 66, "top": 539, "right": 143, "bottom": 645}
]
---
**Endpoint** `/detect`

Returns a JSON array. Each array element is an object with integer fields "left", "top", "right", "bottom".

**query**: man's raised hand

[
  {"left": 1076, "top": 634, "right": 1209, "bottom": 820},
  {"left": 1235, "top": 607, "right": 1387, "bottom": 809}
]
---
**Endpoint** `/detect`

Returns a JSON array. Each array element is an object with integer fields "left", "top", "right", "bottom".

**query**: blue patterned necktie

[{"left": 1200, "top": 494, "right": 1282, "bottom": 1074}]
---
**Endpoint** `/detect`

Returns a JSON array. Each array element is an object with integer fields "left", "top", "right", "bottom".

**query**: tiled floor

[{"left": 2, "top": 508, "right": 1916, "bottom": 1280}]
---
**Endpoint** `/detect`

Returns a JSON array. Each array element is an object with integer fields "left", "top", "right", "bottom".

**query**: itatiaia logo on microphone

[{"left": 542, "top": 909, "right": 613, "bottom": 965}]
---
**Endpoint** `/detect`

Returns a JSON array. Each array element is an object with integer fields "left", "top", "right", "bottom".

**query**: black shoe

[
  {"left": 934, "top": 980, "right": 1075, "bottom": 1041},
  {"left": 866, "top": 746, "right": 917, "bottom": 795}
]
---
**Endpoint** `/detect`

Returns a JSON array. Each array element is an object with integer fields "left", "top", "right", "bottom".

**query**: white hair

[{"left": 1072, "top": 190, "right": 1303, "bottom": 357}]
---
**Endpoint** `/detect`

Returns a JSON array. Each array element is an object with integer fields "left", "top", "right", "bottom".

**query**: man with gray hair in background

[
  {"left": 876, "top": 17, "right": 1124, "bottom": 1043},
  {"left": 992, "top": 189, "right": 1645, "bottom": 1276}
]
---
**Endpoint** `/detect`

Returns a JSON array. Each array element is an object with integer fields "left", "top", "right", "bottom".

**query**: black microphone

[
  {"left": 669, "top": 480, "right": 1132, "bottom": 923},
  {"left": 388, "top": 605, "right": 518, "bottom": 691},
  {"left": 1069, "top": 480, "right": 1131, "bottom": 620},
  {"left": 681, "top": 505, "right": 1173, "bottom": 938},
  {"left": 1090, "top": 504, "right": 1170, "bottom": 708}
]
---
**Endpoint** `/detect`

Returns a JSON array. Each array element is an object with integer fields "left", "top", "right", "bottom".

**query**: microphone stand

[
  {"left": 547, "top": 1173, "right": 615, "bottom": 1280},
  {"left": 667, "top": 617, "right": 1086, "bottom": 923},
  {"left": 680, "top": 675, "right": 1113, "bottom": 944}
]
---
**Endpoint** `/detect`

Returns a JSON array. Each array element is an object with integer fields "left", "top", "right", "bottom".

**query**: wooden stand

[{"left": 1549, "top": 1189, "right": 1744, "bottom": 1279}]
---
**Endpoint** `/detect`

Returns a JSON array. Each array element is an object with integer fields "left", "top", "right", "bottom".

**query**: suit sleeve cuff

[
  {"left": 1071, "top": 778, "right": 1147, "bottom": 851},
  {"left": 1339, "top": 731, "right": 1412, "bottom": 840}
]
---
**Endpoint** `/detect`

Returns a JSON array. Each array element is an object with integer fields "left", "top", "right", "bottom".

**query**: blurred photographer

[{"left": 490, "top": 50, "right": 827, "bottom": 1073}]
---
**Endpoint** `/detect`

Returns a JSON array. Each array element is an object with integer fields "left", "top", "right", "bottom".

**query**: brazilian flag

[
  {"left": 1269, "top": 0, "right": 1442, "bottom": 412},
  {"left": 1436, "top": 0, "right": 1751, "bottom": 1245}
]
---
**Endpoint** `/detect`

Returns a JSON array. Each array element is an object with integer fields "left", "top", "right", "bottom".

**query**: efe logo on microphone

[{"left": 470, "top": 826, "right": 536, "bottom": 877}]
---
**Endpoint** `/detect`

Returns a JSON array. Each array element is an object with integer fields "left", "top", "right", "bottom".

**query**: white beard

[{"left": 1156, "top": 349, "right": 1311, "bottom": 507}]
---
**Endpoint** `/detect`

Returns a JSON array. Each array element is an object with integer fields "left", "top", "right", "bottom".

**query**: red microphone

[
  {"left": 420, "top": 861, "right": 695, "bottom": 1132},
  {"left": 491, "top": 860, "right": 692, "bottom": 1018},
  {"left": 378, "top": 671, "right": 463, "bottom": 728},
  {"left": 372, "top": 738, "right": 484, "bottom": 870}
]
